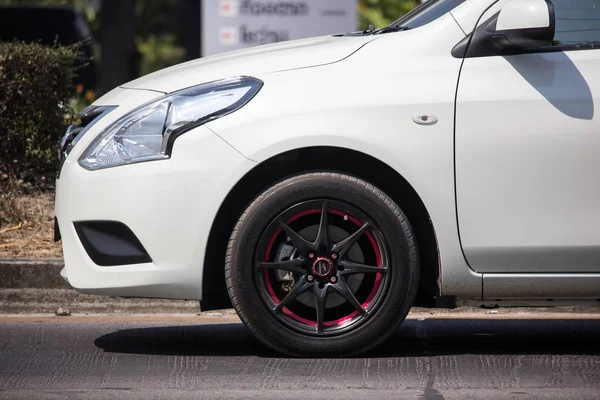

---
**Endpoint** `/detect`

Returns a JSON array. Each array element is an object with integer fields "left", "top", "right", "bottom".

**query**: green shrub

[
  {"left": 359, "top": 0, "right": 419, "bottom": 29},
  {"left": 0, "top": 41, "right": 82, "bottom": 183}
]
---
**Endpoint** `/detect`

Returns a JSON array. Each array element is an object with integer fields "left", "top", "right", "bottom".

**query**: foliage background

[
  {"left": 0, "top": 41, "right": 80, "bottom": 180},
  {"left": 359, "top": 0, "right": 419, "bottom": 29}
]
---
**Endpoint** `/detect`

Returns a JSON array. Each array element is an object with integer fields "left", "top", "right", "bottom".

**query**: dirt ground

[{"left": 0, "top": 192, "right": 63, "bottom": 258}]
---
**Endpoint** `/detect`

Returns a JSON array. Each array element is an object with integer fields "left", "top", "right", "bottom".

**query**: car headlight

[{"left": 79, "top": 76, "right": 263, "bottom": 170}]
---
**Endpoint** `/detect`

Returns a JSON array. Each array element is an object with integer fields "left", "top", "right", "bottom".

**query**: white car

[{"left": 55, "top": 0, "right": 600, "bottom": 356}]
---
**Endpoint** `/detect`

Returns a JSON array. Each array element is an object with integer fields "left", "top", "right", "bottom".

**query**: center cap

[{"left": 312, "top": 257, "right": 333, "bottom": 277}]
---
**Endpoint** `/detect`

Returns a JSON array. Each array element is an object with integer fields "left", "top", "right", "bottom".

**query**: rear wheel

[{"left": 225, "top": 172, "right": 419, "bottom": 357}]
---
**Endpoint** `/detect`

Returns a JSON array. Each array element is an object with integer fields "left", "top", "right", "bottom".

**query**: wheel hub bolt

[
  {"left": 307, "top": 275, "right": 314, "bottom": 282},
  {"left": 331, "top": 253, "right": 338, "bottom": 260},
  {"left": 330, "top": 276, "right": 337, "bottom": 283},
  {"left": 308, "top": 253, "right": 315, "bottom": 259}
]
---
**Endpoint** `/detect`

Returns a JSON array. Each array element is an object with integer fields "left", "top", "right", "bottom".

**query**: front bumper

[{"left": 55, "top": 124, "right": 255, "bottom": 300}]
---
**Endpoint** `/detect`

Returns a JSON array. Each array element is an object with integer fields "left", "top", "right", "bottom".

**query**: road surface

[{"left": 1, "top": 315, "right": 600, "bottom": 399}]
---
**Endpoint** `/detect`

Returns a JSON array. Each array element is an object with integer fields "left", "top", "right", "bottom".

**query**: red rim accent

[{"left": 263, "top": 208, "right": 383, "bottom": 329}]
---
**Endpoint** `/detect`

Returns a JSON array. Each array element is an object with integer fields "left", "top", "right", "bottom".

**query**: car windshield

[{"left": 390, "top": 0, "right": 466, "bottom": 30}]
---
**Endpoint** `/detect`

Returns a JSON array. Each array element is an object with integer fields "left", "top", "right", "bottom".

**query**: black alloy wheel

[{"left": 226, "top": 172, "right": 419, "bottom": 357}]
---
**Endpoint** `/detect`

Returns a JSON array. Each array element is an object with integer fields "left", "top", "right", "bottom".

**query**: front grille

[{"left": 57, "top": 105, "right": 116, "bottom": 178}]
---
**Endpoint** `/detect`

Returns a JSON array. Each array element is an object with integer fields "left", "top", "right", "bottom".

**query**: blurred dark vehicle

[{"left": 0, "top": 6, "right": 97, "bottom": 91}]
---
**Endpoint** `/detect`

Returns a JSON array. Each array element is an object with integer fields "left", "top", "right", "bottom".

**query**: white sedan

[{"left": 55, "top": 0, "right": 600, "bottom": 356}]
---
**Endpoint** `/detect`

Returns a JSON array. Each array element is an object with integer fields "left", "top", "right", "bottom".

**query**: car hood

[{"left": 120, "top": 35, "right": 377, "bottom": 94}]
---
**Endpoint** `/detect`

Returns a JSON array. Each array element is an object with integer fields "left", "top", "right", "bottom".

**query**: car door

[{"left": 455, "top": 0, "right": 600, "bottom": 274}]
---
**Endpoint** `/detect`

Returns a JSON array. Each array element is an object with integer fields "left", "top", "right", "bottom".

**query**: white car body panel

[
  {"left": 450, "top": 0, "right": 506, "bottom": 33},
  {"left": 207, "top": 13, "right": 482, "bottom": 298},
  {"left": 55, "top": 0, "right": 600, "bottom": 305},
  {"left": 120, "top": 36, "right": 377, "bottom": 94},
  {"left": 496, "top": 0, "right": 550, "bottom": 31},
  {"left": 456, "top": 49, "right": 600, "bottom": 274},
  {"left": 56, "top": 88, "right": 257, "bottom": 299}
]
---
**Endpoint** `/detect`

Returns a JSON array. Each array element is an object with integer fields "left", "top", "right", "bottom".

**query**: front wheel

[{"left": 225, "top": 172, "right": 419, "bottom": 357}]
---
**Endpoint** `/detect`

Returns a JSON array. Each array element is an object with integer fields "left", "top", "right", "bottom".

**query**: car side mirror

[{"left": 493, "top": 0, "right": 555, "bottom": 51}]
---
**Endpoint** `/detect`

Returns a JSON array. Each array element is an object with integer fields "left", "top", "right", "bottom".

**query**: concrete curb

[
  {"left": 3, "top": 258, "right": 600, "bottom": 317},
  {"left": 0, "top": 258, "right": 200, "bottom": 314},
  {"left": 0, "top": 289, "right": 200, "bottom": 314},
  {"left": 0, "top": 258, "right": 68, "bottom": 289}
]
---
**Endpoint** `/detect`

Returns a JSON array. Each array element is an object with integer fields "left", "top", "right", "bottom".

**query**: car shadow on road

[{"left": 94, "top": 318, "right": 600, "bottom": 358}]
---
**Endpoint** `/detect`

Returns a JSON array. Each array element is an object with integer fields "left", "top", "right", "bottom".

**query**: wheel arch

[{"left": 201, "top": 146, "right": 440, "bottom": 311}]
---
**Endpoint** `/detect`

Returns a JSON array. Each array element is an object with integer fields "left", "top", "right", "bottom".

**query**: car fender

[{"left": 206, "top": 58, "right": 481, "bottom": 298}]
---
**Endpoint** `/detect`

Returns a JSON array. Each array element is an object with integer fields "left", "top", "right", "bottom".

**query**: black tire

[{"left": 225, "top": 172, "right": 419, "bottom": 357}]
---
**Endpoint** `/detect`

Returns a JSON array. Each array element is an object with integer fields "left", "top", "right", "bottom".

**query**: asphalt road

[{"left": 1, "top": 316, "right": 600, "bottom": 399}]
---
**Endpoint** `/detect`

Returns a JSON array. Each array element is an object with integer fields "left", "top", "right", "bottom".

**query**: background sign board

[{"left": 201, "top": 0, "right": 358, "bottom": 56}]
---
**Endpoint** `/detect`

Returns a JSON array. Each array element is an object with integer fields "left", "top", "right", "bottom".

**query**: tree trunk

[{"left": 98, "top": 0, "right": 137, "bottom": 95}]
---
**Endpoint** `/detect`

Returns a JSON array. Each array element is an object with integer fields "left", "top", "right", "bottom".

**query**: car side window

[{"left": 552, "top": 0, "right": 600, "bottom": 45}]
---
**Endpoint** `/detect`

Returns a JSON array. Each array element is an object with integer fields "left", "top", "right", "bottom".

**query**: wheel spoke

[
  {"left": 313, "top": 285, "right": 328, "bottom": 333},
  {"left": 259, "top": 200, "right": 389, "bottom": 334},
  {"left": 339, "top": 260, "right": 387, "bottom": 276},
  {"left": 331, "top": 222, "right": 370, "bottom": 256},
  {"left": 313, "top": 202, "right": 329, "bottom": 249},
  {"left": 278, "top": 219, "right": 314, "bottom": 252},
  {"left": 256, "top": 258, "right": 305, "bottom": 274},
  {"left": 274, "top": 276, "right": 313, "bottom": 313},
  {"left": 331, "top": 279, "right": 367, "bottom": 316}
]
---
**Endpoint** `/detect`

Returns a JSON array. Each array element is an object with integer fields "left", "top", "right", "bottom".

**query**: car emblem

[{"left": 312, "top": 257, "right": 333, "bottom": 277}]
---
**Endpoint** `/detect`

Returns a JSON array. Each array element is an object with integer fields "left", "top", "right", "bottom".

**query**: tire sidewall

[{"left": 228, "top": 173, "right": 418, "bottom": 356}]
